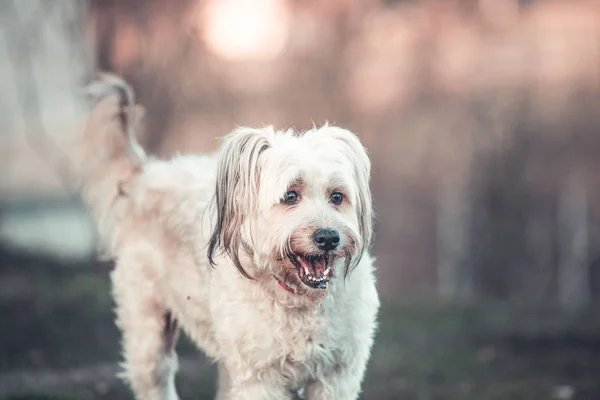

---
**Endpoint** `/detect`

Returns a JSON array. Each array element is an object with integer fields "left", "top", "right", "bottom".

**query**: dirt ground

[{"left": 1, "top": 244, "right": 600, "bottom": 400}]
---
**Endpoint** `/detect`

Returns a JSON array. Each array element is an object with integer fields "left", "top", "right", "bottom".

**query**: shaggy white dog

[{"left": 77, "top": 75, "right": 379, "bottom": 400}]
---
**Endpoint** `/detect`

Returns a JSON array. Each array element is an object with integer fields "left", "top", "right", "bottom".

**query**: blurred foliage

[{"left": 87, "top": 0, "right": 600, "bottom": 303}]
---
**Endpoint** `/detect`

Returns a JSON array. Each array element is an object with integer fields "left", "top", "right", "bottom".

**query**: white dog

[{"left": 76, "top": 75, "right": 379, "bottom": 400}]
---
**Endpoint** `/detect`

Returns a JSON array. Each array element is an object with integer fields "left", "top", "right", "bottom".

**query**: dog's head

[{"left": 208, "top": 125, "right": 372, "bottom": 294}]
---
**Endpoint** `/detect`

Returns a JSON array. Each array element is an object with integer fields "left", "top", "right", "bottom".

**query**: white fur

[{"left": 76, "top": 80, "right": 379, "bottom": 400}]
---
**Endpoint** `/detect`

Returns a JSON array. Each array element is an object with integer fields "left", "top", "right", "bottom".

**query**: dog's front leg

[
  {"left": 304, "top": 361, "right": 368, "bottom": 400},
  {"left": 111, "top": 248, "right": 180, "bottom": 400},
  {"left": 223, "top": 372, "right": 291, "bottom": 400},
  {"left": 228, "top": 382, "right": 291, "bottom": 400},
  {"left": 305, "top": 374, "right": 362, "bottom": 400}
]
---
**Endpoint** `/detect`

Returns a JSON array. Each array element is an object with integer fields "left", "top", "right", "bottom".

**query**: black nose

[{"left": 313, "top": 228, "right": 340, "bottom": 251}]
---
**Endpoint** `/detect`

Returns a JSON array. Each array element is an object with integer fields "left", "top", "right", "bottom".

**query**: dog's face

[{"left": 208, "top": 125, "right": 372, "bottom": 293}]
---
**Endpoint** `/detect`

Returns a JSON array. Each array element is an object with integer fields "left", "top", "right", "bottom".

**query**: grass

[
  {"left": 1, "top": 249, "right": 600, "bottom": 399},
  {"left": 364, "top": 301, "right": 600, "bottom": 400}
]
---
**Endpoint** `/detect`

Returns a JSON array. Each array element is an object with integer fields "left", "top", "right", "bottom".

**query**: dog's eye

[
  {"left": 330, "top": 192, "right": 344, "bottom": 205},
  {"left": 283, "top": 191, "right": 299, "bottom": 204}
]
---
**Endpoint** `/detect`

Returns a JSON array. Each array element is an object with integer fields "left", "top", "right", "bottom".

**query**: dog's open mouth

[{"left": 289, "top": 253, "right": 332, "bottom": 289}]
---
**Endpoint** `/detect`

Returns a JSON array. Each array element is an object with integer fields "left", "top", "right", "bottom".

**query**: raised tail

[
  {"left": 76, "top": 73, "right": 147, "bottom": 258},
  {"left": 84, "top": 73, "right": 146, "bottom": 165}
]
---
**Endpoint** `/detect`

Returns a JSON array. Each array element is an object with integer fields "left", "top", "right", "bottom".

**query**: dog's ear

[
  {"left": 325, "top": 127, "right": 374, "bottom": 252},
  {"left": 208, "top": 127, "right": 272, "bottom": 278}
]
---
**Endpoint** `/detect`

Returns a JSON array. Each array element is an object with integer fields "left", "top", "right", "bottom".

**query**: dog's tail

[
  {"left": 84, "top": 73, "right": 147, "bottom": 165},
  {"left": 75, "top": 73, "right": 147, "bottom": 258}
]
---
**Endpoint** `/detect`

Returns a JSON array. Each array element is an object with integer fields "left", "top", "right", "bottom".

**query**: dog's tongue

[{"left": 300, "top": 256, "right": 327, "bottom": 275}]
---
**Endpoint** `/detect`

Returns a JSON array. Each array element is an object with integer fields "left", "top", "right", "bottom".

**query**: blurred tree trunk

[
  {"left": 1, "top": 0, "right": 90, "bottom": 137},
  {"left": 557, "top": 174, "right": 590, "bottom": 310},
  {"left": 0, "top": 1, "right": 94, "bottom": 259},
  {"left": 1, "top": 0, "right": 90, "bottom": 193},
  {"left": 436, "top": 183, "right": 473, "bottom": 301},
  {"left": 524, "top": 203, "right": 556, "bottom": 305}
]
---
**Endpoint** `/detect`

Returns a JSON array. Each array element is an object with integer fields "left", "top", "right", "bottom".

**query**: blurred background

[{"left": 2, "top": 0, "right": 600, "bottom": 398}]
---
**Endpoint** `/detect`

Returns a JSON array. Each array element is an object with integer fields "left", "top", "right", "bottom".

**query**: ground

[{"left": 1, "top": 244, "right": 600, "bottom": 400}]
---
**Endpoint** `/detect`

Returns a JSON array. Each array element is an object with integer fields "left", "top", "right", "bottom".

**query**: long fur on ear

[
  {"left": 323, "top": 127, "right": 373, "bottom": 274},
  {"left": 207, "top": 127, "right": 272, "bottom": 278}
]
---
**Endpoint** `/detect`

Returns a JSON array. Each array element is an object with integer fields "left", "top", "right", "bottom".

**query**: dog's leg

[
  {"left": 111, "top": 250, "right": 180, "bottom": 400},
  {"left": 226, "top": 378, "right": 291, "bottom": 400},
  {"left": 304, "top": 372, "right": 362, "bottom": 400},
  {"left": 304, "top": 359, "right": 370, "bottom": 400}
]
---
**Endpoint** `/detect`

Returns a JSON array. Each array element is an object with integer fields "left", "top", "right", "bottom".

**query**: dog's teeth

[{"left": 324, "top": 266, "right": 331, "bottom": 276}]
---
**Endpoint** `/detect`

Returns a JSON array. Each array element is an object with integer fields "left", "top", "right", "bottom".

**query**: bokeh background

[{"left": 2, "top": 0, "right": 600, "bottom": 399}]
